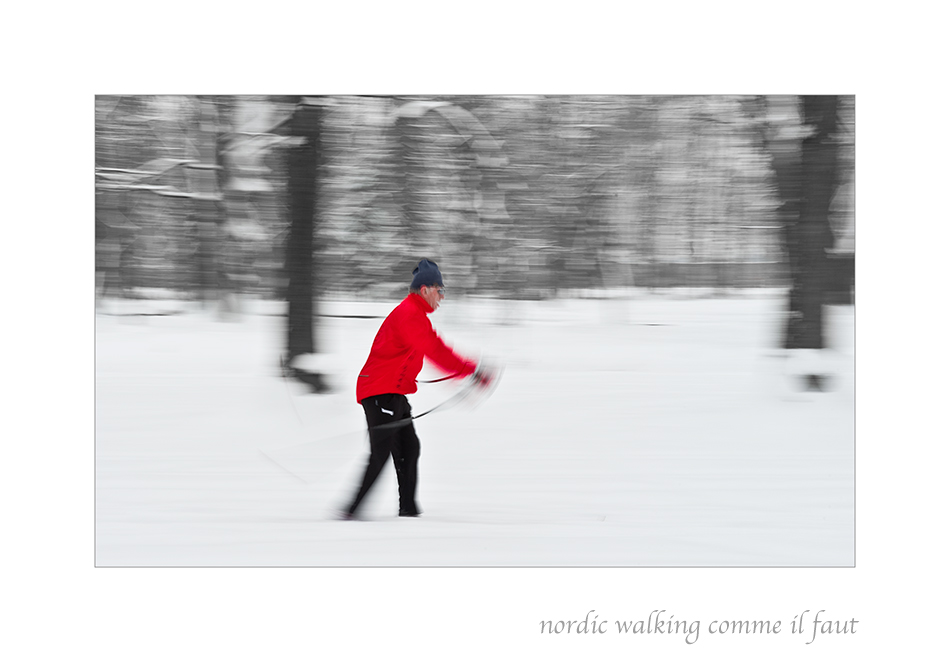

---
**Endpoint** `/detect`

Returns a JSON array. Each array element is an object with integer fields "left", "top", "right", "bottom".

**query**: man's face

[{"left": 420, "top": 284, "right": 445, "bottom": 311}]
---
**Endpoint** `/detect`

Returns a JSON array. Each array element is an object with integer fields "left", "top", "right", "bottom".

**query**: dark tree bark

[
  {"left": 286, "top": 138, "right": 317, "bottom": 358},
  {"left": 283, "top": 101, "right": 329, "bottom": 392},
  {"left": 790, "top": 95, "right": 839, "bottom": 351},
  {"left": 768, "top": 95, "right": 839, "bottom": 355}
]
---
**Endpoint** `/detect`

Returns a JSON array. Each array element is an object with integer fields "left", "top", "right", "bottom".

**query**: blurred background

[
  {"left": 96, "top": 95, "right": 854, "bottom": 364},
  {"left": 95, "top": 95, "right": 857, "bottom": 565}
]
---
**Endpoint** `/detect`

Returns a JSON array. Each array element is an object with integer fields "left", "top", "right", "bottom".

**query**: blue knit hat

[{"left": 410, "top": 258, "right": 443, "bottom": 290}]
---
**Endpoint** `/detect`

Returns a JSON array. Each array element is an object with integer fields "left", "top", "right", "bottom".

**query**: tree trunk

[
  {"left": 789, "top": 95, "right": 838, "bottom": 350},
  {"left": 284, "top": 101, "right": 329, "bottom": 392},
  {"left": 189, "top": 98, "right": 226, "bottom": 307},
  {"left": 286, "top": 137, "right": 317, "bottom": 359},
  {"left": 768, "top": 95, "right": 839, "bottom": 353}
]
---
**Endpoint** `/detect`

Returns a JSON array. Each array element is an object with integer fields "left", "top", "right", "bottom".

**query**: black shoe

[{"left": 398, "top": 510, "right": 421, "bottom": 517}]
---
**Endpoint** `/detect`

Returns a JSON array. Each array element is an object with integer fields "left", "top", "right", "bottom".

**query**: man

[{"left": 341, "top": 259, "right": 491, "bottom": 519}]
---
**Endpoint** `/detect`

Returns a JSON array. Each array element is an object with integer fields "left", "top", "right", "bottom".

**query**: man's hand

[{"left": 472, "top": 364, "right": 496, "bottom": 389}]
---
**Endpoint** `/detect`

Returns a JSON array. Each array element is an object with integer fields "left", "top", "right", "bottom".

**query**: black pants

[{"left": 346, "top": 394, "right": 421, "bottom": 516}]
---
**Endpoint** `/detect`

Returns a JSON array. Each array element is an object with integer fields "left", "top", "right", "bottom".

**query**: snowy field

[{"left": 95, "top": 291, "right": 854, "bottom": 567}]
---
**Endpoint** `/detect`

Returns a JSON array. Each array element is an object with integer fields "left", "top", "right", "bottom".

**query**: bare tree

[
  {"left": 766, "top": 95, "right": 841, "bottom": 389},
  {"left": 280, "top": 98, "right": 330, "bottom": 392}
]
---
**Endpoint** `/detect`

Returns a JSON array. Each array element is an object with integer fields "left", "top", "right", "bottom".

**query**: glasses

[{"left": 425, "top": 286, "right": 445, "bottom": 295}]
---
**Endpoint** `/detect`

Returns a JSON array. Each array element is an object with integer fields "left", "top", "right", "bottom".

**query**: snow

[{"left": 95, "top": 292, "right": 853, "bottom": 567}]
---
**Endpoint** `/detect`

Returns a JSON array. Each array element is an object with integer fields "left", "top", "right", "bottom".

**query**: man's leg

[
  {"left": 345, "top": 396, "right": 399, "bottom": 516},
  {"left": 393, "top": 422, "right": 421, "bottom": 516}
]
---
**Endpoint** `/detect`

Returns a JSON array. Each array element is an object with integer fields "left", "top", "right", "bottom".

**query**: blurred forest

[{"left": 95, "top": 95, "right": 855, "bottom": 302}]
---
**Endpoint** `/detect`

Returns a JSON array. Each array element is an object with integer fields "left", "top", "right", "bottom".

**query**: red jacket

[{"left": 356, "top": 293, "right": 477, "bottom": 403}]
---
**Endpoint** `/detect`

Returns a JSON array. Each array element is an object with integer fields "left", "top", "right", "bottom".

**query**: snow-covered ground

[{"left": 95, "top": 291, "right": 853, "bottom": 567}]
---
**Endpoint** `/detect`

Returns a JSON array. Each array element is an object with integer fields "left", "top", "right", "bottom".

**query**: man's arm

[{"left": 406, "top": 314, "right": 477, "bottom": 377}]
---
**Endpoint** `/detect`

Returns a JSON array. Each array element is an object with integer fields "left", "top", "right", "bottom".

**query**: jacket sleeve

[{"left": 403, "top": 311, "right": 477, "bottom": 377}]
